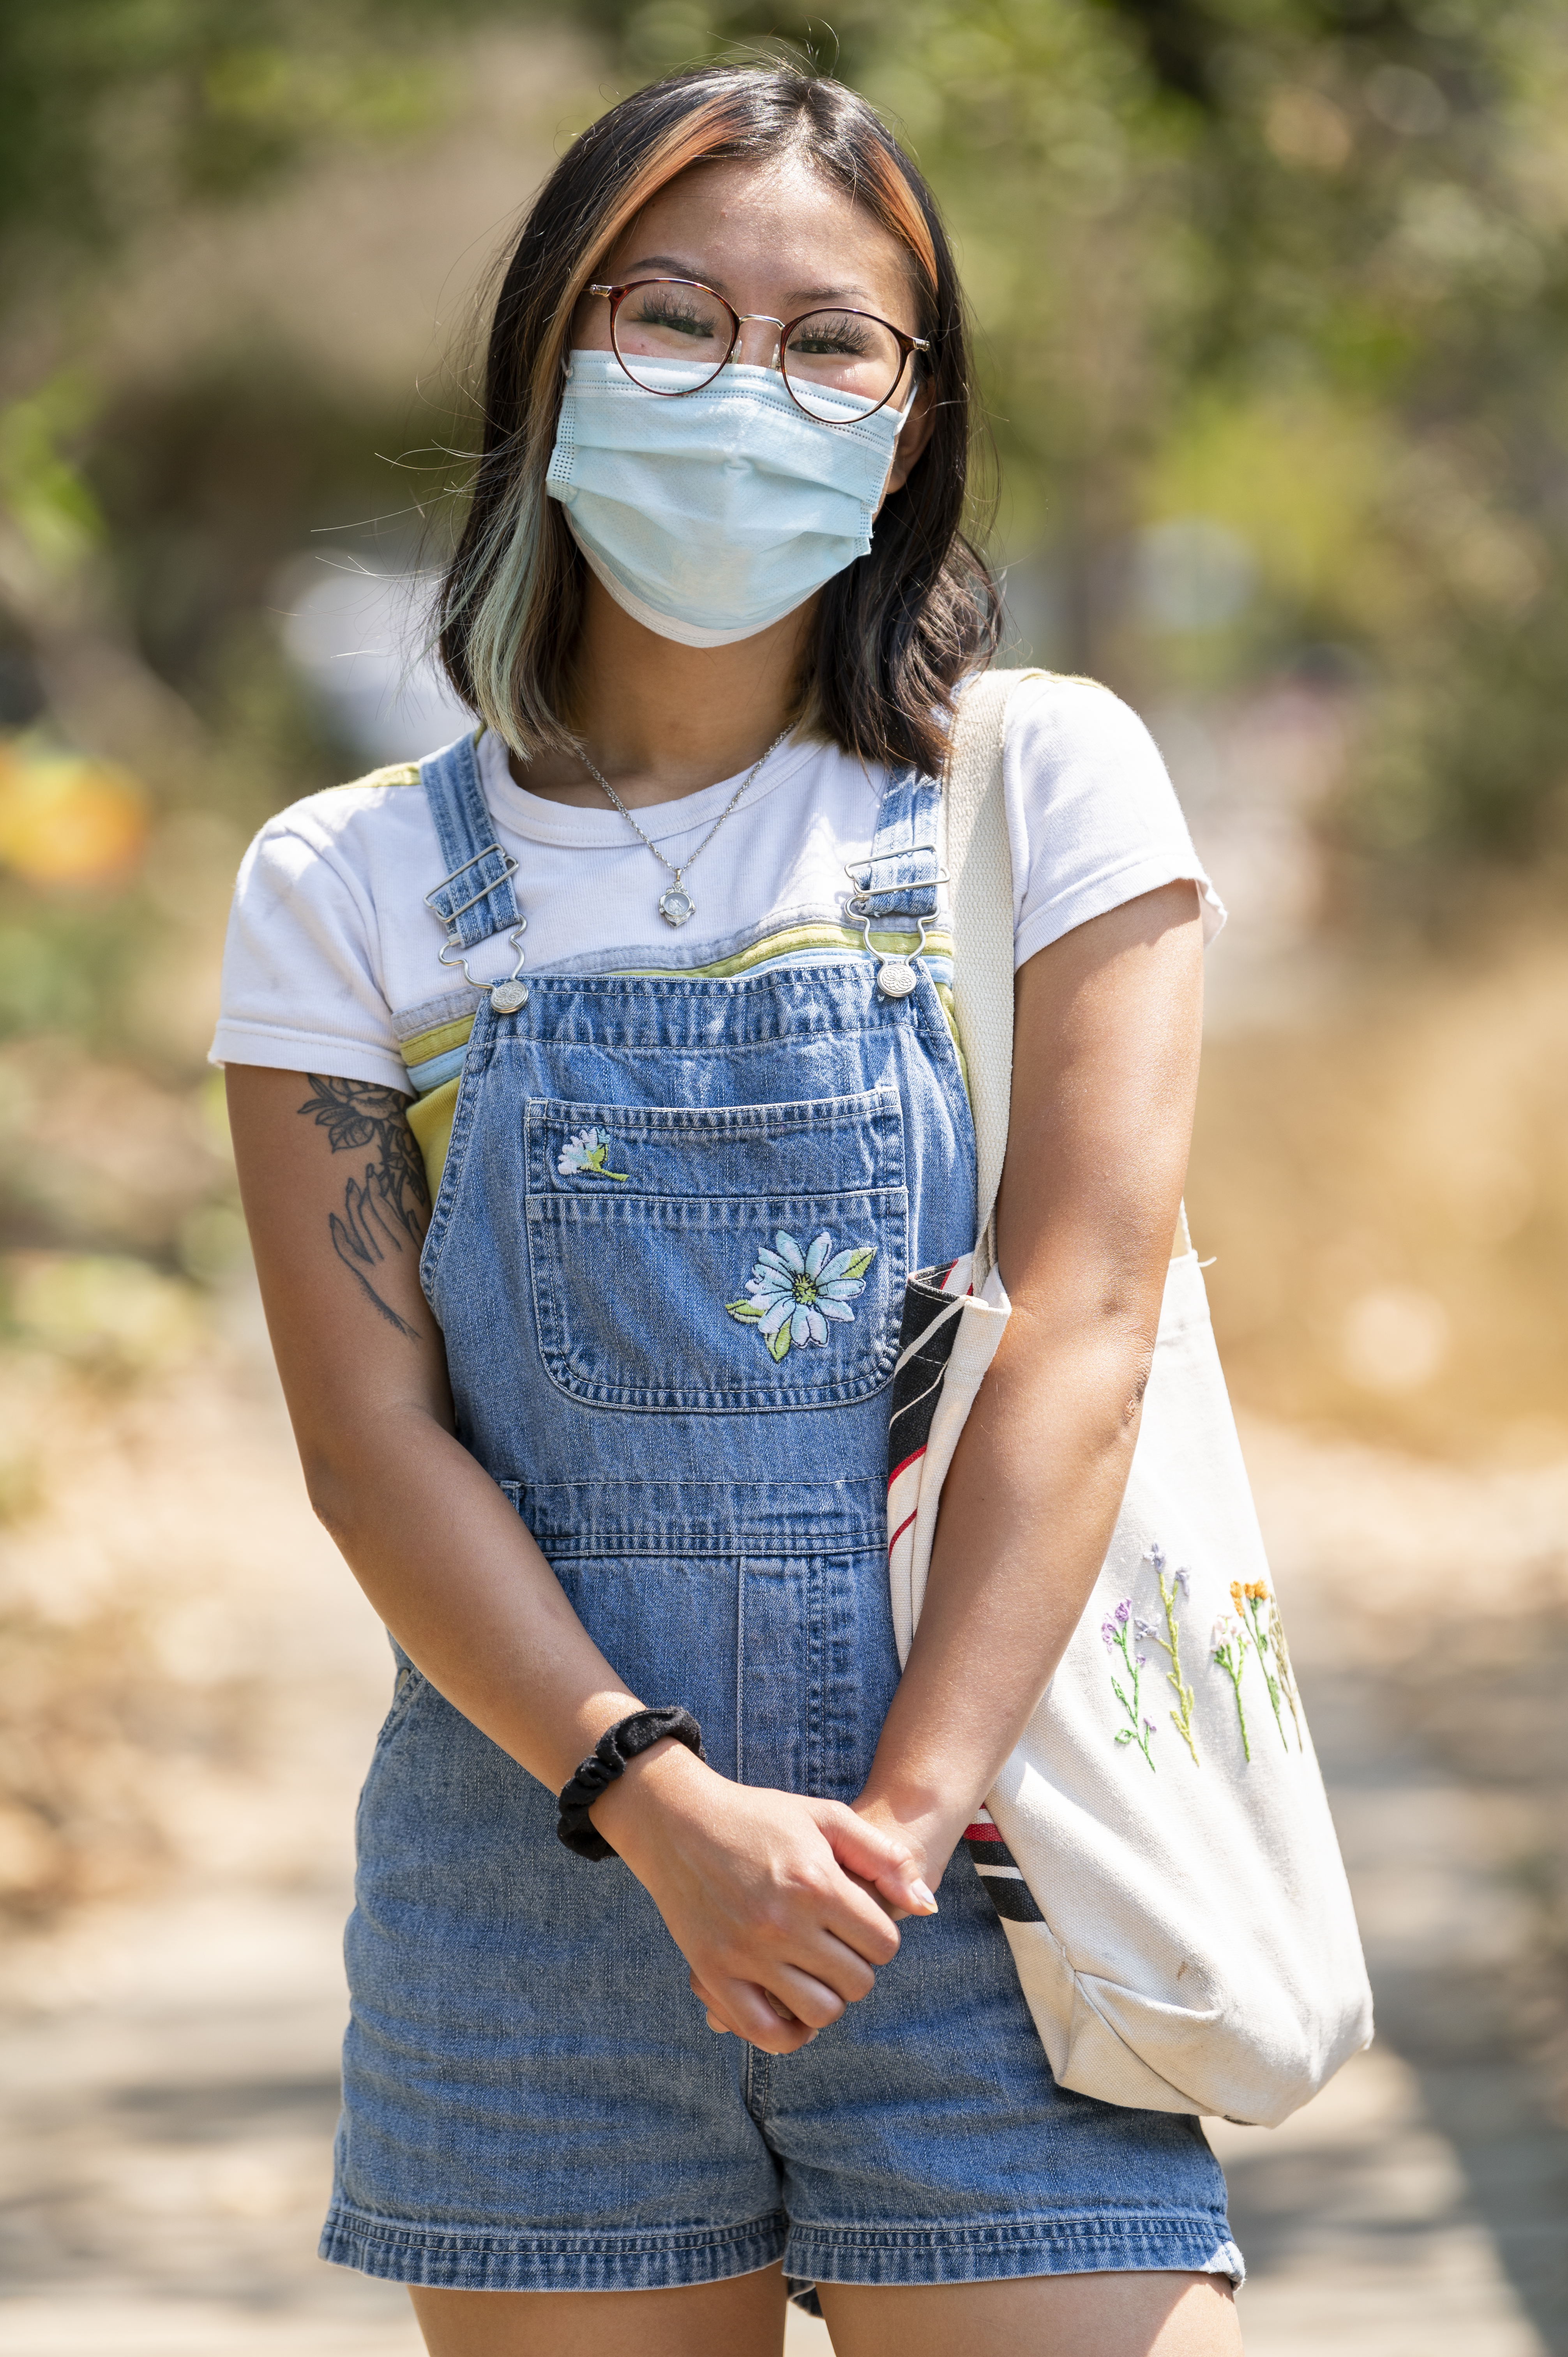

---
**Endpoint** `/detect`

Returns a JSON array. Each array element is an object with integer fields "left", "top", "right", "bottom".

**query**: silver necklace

[{"left": 579, "top": 727, "right": 792, "bottom": 928}]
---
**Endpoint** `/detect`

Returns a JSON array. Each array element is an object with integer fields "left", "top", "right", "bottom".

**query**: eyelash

[
  {"left": 788, "top": 318, "right": 875, "bottom": 358},
  {"left": 630, "top": 298, "right": 719, "bottom": 337}
]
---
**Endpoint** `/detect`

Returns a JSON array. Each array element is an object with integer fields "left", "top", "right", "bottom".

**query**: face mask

[{"left": 545, "top": 350, "right": 913, "bottom": 648}]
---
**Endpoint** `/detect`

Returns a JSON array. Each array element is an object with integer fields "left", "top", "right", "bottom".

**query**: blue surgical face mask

[{"left": 545, "top": 350, "right": 914, "bottom": 647}]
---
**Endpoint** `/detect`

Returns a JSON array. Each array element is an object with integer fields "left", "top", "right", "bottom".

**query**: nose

[{"left": 731, "top": 312, "right": 786, "bottom": 371}]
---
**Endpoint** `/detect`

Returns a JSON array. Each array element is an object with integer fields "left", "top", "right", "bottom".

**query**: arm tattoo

[{"left": 297, "top": 1076, "right": 431, "bottom": 1340}]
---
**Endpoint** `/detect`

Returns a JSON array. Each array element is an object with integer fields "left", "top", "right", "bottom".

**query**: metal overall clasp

[
  {"left": 844, "top": 845, "right": 948, "bottom": 1000},
  {"left": 424, "top": 844, "right": 529, "bottom": 1014}
]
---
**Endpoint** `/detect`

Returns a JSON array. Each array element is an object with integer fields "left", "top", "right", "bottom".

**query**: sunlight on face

[{"left": 571, "top": 155, "right": 932, "bottom": 486}]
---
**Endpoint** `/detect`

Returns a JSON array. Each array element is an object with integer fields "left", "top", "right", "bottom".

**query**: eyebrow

[{"left": 614, "top": 256, "right": 885, "bottom": 311}]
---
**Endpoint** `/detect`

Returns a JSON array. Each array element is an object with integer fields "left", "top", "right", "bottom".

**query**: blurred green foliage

[
  {"left": 0, "top": 0, "right": 503, "bottom": 265},
  {"left": 1, "top": 0, "right": 1566, "bottom": 1057},
  {"left": 579, "top": 0, "right": 1568, "bottom": 883}
]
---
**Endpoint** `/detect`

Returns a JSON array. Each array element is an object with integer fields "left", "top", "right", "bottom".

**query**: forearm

[
  {"left": 860, "top": 1295, "right": 1152, "bottom": 1865},
  {"left": 858, "top": 882, "right": 1202, "bottom": 1876},
  {"left": 227, "top": 1060, "right": 925, "bottom": 2057},
  {"left": 301, "top": 1403, "right": 644, "bottom": 1793}
]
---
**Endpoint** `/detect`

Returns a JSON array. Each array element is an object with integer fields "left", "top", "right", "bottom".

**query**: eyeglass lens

[{"left": 612, "top": 281, "right": 907, "bottom": 421}]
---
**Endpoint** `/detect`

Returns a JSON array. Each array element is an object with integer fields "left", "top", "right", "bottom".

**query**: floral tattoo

[{"left": 297, "top": 1076, "right": 430, "bottom": 1340}]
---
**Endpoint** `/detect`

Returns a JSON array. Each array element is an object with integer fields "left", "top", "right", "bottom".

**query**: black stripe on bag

[
  {"left": 962, "top": 1818, "right": 1047, "bottom": 1924},
  {"left": 975, "top": 1870, "right": 1047, "bottom": 1924},
  {"left": 887, "top": 1264, "right": 964, "bottom": 1480}
]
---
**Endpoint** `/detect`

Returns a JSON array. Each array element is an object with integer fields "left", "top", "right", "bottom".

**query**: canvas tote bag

[{"left": 886, "top": 668, "right": 1373, "bottom": 2127}]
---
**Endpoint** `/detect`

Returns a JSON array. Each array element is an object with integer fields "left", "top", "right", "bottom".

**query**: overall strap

[
  {"left": 846, "top": 765, "right": 944, "bottom": 923},
  {"left": 420, "top": 732, "right": 523, "bottom": 951}
]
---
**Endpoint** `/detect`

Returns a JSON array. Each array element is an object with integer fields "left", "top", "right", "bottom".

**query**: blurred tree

[
  {"left": 579, "top": 0, "right": 1568, "bottom": 895},
  {"left": 0, "top": 0, "right": 517, "bottom": 796},
  {"left": 4, "top": 0, "right": 1567, "bottom": 900},
  {"left": 0, "top": 0, "right": 563, "bottom": 1065}
]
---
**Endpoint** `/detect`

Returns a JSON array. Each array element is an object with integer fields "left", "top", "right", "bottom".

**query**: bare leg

[
  {"left": 817, "top": 2269, "right": 1242, "bottom": 2357},
  {"left": 408, "top": 2261, "right": 790, "bottom": 2357}
]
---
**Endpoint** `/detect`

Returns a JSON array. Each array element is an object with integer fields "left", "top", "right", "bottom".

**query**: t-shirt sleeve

[
  {"left": 1004, "top": 675, "right": 1225, "bottom": 970},
  {"left": 209, "top": 805, "right": 411, "bottom": 1093}
]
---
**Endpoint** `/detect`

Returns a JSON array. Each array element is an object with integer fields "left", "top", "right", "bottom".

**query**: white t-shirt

[{"left": 210, "top": 676, "right": 1222, "bottom": 1092}]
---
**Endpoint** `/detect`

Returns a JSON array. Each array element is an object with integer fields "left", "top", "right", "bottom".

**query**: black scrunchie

[{"left": 556, "top": 1706, "right": 706, "bottom": 1860}]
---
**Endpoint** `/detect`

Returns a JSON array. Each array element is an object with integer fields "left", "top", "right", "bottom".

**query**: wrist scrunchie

[{"left": 556, "top": 1705, "right": 706, "bottom": 1860}]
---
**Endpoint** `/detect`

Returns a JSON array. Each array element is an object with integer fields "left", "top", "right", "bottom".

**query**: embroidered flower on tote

[
  {"left": 726, "top": 1228, "right": 876, "bottom": 1364},
  {"left": 557, "top": 1126, "right": 628, "bottom": 1182},
  {"left": 1231, "top": 1578, "right": 1301, "bottom": 1753},
  {"left": 1145, "top": 1541, "right": 1200, "bottom": 1767},
  {"left": 1100, "top": 1597, "right": 1157, "bottom": 1772},
  {"left": 1211, "top": 1615, "right": 1253, "bottom": 1763}
]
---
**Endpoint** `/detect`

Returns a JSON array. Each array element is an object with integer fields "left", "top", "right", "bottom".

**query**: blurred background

[{"left": 1, "top": 2, "right": 1565, "bottom": 2350}]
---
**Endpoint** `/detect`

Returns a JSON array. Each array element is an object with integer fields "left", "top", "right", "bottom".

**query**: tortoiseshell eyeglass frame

[{"left": 587, "top": 278, "right": 931, "bottom": 423}]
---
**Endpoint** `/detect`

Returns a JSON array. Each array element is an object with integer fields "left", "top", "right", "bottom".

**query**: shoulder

[
  {"left": 991, "top": 670, "right": 1222, "bottom": 961},
  {"left": 1002, "top": 671, "right": 1167, "bottom": 773},
  {"left": 1000, "top": 670, "right": 1182, "bottom": 836},
  {"left": 252, "top": 758, "right": 424, "bottom": 845},
  {"left": 238, "top": 762, "right": 433, "bottom": 889}
]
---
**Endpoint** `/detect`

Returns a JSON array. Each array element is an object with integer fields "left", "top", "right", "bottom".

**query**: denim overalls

[{"left": 320, "top": 733, "right": 1239, "bottom": 2299}]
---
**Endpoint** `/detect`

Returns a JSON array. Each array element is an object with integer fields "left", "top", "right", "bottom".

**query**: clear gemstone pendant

[{"left": 659, "top": 883, "right": 695, "bottom": 928}]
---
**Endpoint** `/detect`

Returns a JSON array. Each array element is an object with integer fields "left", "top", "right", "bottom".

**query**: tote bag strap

[
  {"left": 946, "top": 667, "right": 1197, "bottom": 1278},
  {"left": 945, "top": 668, "right": 1044, "bottom": 1286}
]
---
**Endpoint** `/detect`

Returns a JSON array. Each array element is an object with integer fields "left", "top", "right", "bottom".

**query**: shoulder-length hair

[{"left": 436, "top": 62, "right": 1000, "bottom": 776}]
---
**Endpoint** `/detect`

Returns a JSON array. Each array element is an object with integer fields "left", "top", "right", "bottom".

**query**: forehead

[{"left": 606, "top": 154, "right": 919, "bottom": 311}]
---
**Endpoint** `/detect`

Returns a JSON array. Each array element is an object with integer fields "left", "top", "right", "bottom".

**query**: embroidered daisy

[
  {"left": 557, "top": 1126, "right": 627, "bottom": 1182},
  {"left": 726, "top": 1228, "right": 876, "bottom": 1365}
]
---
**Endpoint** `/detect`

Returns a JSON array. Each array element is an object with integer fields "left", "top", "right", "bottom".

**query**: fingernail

[{"left": 910, "top": 1879, "right": 939, "bottom": 1914}]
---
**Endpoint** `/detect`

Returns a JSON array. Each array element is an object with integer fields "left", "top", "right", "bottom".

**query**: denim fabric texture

[{"left": 320, "top": 744, "right": 1242, "bottom": 2297}]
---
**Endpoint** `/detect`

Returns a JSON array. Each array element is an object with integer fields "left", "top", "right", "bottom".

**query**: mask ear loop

[{"left": 438, "top": 924, "right": 529, "bottom": 1014}]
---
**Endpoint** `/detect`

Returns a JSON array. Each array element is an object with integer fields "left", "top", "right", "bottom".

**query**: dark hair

[{"left": 436, "top": 62, "right": 1000, "bottom": 775}]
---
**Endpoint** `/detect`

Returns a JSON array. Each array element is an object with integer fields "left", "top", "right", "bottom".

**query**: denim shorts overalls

[{"left": 320, "top": 733, "right": 1241, "bottom": 2299}]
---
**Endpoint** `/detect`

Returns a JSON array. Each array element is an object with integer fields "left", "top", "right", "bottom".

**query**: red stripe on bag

[
  {"left": 887, "top": 1507, "right": 919, "bottom": 1551},
  {"left": 964, "top": 1822, "right": 1004, "bottom": 1843},
  {"left": 888, "top": 1445, "right": 927, "bottom": 1486}
]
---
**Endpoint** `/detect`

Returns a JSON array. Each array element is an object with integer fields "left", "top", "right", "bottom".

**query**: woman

[{"left": 218, "top": 62, "right": 1239, "bottom": 2357}]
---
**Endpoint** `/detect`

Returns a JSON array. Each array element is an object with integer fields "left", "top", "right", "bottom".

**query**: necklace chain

[{"left": 579, "top": 726, "right": 792, "bottom": 928}]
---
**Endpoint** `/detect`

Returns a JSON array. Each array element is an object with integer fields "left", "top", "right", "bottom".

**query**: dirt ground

[{"left": 0, "top": 1297, "right": 1564, "bottom": 2356}]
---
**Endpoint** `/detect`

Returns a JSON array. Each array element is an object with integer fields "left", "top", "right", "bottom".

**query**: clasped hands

[{"left": 588, "top": 1738, "right": 952, "bottom": 2055}]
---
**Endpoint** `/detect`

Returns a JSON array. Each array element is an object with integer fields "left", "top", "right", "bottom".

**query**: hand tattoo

[{"left": 297, "top": 1076, "right": 431, "bottom": 1339}]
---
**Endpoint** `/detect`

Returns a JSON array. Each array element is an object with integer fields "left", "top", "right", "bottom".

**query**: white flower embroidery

[
  {"left": 726, "top": 1228, "right": 877, "bottom": 1364},
  {"left": 557, "top": 1126, "right": 627, "bottom": 1182}
]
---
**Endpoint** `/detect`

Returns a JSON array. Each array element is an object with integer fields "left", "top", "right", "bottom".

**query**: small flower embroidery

[
  {"left": 1146, "top": 1540, "right": 1200, "bottom": 1767},
  {"left": 1232, "top": 1578, "right": 1298, "bottom": 1753},
  {"left": 727, "top": 1228, "right": 876, "bottom": 1364},
  {"left": 1100, "top": 1597, "right": 1157, "bottom": 1772},
  {"left": 1211, "top": 1614, "right": 1253, "bottom": 1762},
  {"left": 558, "top": 1126, "right": 627, "bottom": 1182}
]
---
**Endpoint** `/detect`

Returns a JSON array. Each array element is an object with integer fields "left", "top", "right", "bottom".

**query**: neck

[{"left": 510, "top": 574, "right": 816, "bottom": 809}]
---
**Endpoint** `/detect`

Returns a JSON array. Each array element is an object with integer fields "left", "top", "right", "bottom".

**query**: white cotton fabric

[
  {"left": 210, "top": 674, "right": 1223, "bottom": 1090},
  {"left": 888, "top": 671, "right": 1372, "bottom": 2126}
]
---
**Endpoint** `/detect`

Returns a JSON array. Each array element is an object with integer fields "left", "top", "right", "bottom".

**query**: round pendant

[
  {"left": 659, "top": 885, "right": 695, "bottom": 928},
  {"left": 490, "top": 980, "right": 528, "bottom": 1014},
  {"left": 876, "top": 958, "right": 918, "bottom": 999}
]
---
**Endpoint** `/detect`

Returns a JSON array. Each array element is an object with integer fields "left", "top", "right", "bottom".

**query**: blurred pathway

[{"left": 0, "top": 1346, "right": 1563, "bottom": 2353}]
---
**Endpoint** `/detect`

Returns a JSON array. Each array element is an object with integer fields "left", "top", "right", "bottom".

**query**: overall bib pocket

[{"left": 525, "top": 1086, "right": 908, "bottom": 1412}]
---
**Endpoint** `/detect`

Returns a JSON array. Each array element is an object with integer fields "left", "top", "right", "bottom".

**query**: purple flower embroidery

[{"left": 1100, "top": 1595, "right": 1157, "bottom": 1772}]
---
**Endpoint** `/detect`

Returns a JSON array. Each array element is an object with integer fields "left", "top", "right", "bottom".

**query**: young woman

[{"left": 219, "top": 62, "right": 1239, "bottom": 2357}]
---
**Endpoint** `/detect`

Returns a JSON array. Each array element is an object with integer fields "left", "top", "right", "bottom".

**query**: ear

[{"left": 881, "top": 376, "right": 936, "bottom": 503}]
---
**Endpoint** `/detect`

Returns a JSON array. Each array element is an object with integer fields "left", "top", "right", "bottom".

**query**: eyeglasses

[{"left": 588, "top": 278, "right": 930, "bottom": 424}]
